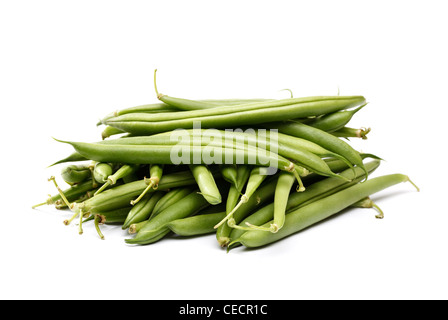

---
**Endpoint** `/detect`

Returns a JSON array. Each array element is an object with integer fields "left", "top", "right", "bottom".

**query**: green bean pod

[
  {"left": 93, "top": 162, "right": 113, "bottom": 184},
  {"left": 166, "top": 212, "right": 226, "bottom": 236},
  {"left": 54, "top": 140, "right": 304, "bottom": 186},
  {"left": 104, "top": 96, "right": 366, "bottom": 135},
  {"left": 151, "top": 187, "right": 195, "bottom": 218},
  {"left": 220, "top": 164, "right": 239, "bottom": 187},
  {"left": 98, "top": 102, "right": 178, "bottom": 125},
  {"left": 101, "top": 126, "right": 125, "bottom": 140},
  {"left": 97, "top": 129, "right": 345, "bottom": 180},
  {"left": 125, "top": 189, "right": 211, "bottom": 245},
  {"left": 189, "top": 164, "right": 222, "bottom": 205},
  {"left": 54, "top": 129, "right": 346, "bottom": 180},
  {"left": 60, "top": 164, "right": 93, "bottom": 186},
  {"left": 229, "top": 160, "right": 381, "bottom": 241},
  {"left": 265, "top": 121, "right": 367, "bottom": 179},
  {"left": 108, "top": 95, "right": 365, "bottom": 124},
  {"left": 230, "top": 173, "right": 418, "bottom": 249},
  {"left": 272, "top": 172, "right": 296, "bottom": 232},
  {"left": 306, "top": 103, "right": 367, "bottom": 132},
  {"left": 216, "top": 165, "right": 252, "bottom": 246}
]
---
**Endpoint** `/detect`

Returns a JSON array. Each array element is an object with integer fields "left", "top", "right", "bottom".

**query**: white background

[{"left": 1, "top": 0, "right": 447, "bottom": 300}]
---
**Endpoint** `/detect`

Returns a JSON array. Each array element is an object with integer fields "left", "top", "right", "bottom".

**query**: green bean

[
  {"left": 153, "top": 70, "right": 272, "bottom": 111},
  {"left": 214, "top": 167, "right": 269, "bottom": 229},
  {"left": 94, "top": 164, "right": 140, "bottom": 196},
  {"left": 229, "top": 160, "right": 381, "bottom": 241},
  {"left": 54, "top": 140, "right": 305, "bottom": 186},
  {"left": 229, "top": 173, "right": 419, "bottom": 249},
  {"left": 53, "top": 129, "right": 338, "bottom": 179},
  {"left": 109, "top": 90, "right": 365, "bottom": 123},
  {"left": 220, "top": 164, "right": 238, "bottom": 187},
  {"left": 125, "top": 189, "right": 211, "bottom": 245},
  {"left": 306, "top": 103, "right": 367, "bottom": 132},
  {"left": 189, "top": 164, "right": 222, "bottom": 205},
  {"left": 332, "top": 127, "right": 371, "bottom": 140},
  {"left": 166, "top": 212, "right": 226, "bottom": 236},
  {"left": 96, "top": 129, "right": 345, "bottom": 180},
  {"left": 151, "top": 187, "right": 195, "bottom": 219},
  {"left": 216, "top": 165, "right": 252, "bottom": 246},
  {"left": 60, "top": 164, "right": 93, "bottom": 186},
  {"left": 272, "top": 172, "right": 296, "bottom": 232},
  {"left": 105, "top": 96, "right": 366, "bottom": 135},
  {"left": 101, "top": 126, "right": 125, "bottom": 140},
  {"left": 122, "top": 192, "right": 164, "bottom": 230},
  {"left": 264, "top": 121, "right": 368, "bottom": 179},
  {"left": 93, "top": 162, "right": 113, "bottom": 184},
  {"left": 128, "top": 199, "right": 219, "bottom": 234},
  {"left": 130, "top": 164, "right": 164, "bottom": 205},
  {"left": 97, "top": 102, "right": 178, "bottom": 125}
]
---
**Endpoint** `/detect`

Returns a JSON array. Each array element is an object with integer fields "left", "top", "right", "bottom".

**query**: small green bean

[
  {"left": 61, "top": 164, "right": 93, "bottom": 186},
  {"left": 216, "top": 165, "right": 252, "bottom": 246},
  {"left": 220, "top": 164, "right": 239, "bottom": 187},
  {"left": 264, "top": 121, "right": 368, "bottom": 179},
  {"left": 93, "top": 163, "right": 113, "bottom": 184},
  {"left": 125, "top": 189, "right": 211, "bottom": 245},
  {"left": 306, "top": 103, "right": 367, "bottom": 132},
  {"left": 122, "top": 191, "right": 164, "bottom": 230},
  {"left": 166, "top": 212, "right": 226, "bottom": 236},
  {"left": 190, "top": 164, "right": 222, "bottom": 205},
  {"left": 151, "top": 187, "right": 195, "bottom": 218}
]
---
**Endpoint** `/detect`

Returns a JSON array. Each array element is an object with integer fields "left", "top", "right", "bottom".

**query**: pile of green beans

[{"left": 33, "top": 71, "right": 419, "bottom": 250}]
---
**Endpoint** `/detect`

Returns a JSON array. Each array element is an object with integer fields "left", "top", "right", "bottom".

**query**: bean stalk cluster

[{"left": 33, "top": 71, "right": 419, "bottom": 250}]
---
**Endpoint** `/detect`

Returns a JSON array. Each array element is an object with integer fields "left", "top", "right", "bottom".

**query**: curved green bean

[
  {"left": 229, "top": 160, "right": 381, "bottom": 241},
  {"left": 105, "top": 97, "right": 366, "bottom": 135},
  {"left": 306, "top": 103, "right": 367, "bottom": 132},
  {"left": 93, "top": 163, "right": 113, "bottom": 184},
  {"left": 125, "top": 189, "right": 211, "bottom": 245},
  {"left": 230, "top": 173, "right": 418, "bottom": 249},
  {"left": 60, "top": 163, "right": 93, "bottom": 186},
  {"left": 189, "top": 164, "right": 222, "bottom": 205},
  {"left": 123, "top": 191, "right": 166, "bottom": 229}
]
